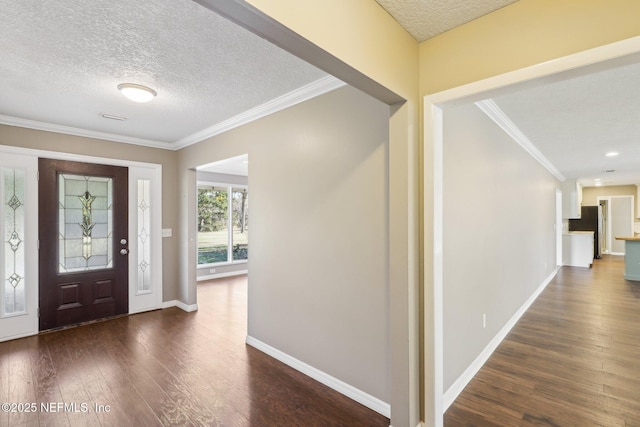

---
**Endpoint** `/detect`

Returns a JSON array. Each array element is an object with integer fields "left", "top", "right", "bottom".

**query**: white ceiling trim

[
  {"left": 0, "top": 114, "right": 174, "bottom": 150},
  {"left": 0, "top": 75, "right": 345, "bottom": 152},
  {"left": 173, "top": 75, "right": 346, "bottom": 150},
  {"left": 475, "top": 99, "right": 565, "bottom": 181}
]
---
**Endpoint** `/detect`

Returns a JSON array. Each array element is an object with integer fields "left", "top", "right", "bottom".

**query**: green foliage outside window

[{"left": 197, "top": 186, "right": 248, "bottom": 264}]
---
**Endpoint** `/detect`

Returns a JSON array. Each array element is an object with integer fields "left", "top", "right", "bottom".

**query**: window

[{"left": 197, "top": 184, "right": 248, "bottom": 265}]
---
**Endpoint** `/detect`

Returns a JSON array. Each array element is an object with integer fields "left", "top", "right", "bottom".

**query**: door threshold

[{"left": 39, "top": 313, "right": 129, "bottom": 334}]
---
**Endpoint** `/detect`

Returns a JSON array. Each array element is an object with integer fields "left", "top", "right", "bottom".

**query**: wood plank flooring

[
  {"left": 444, "top": 255, "right": 640, "bottom": 427},
  {"left": 0, "top": 275, "right": 389, "bottom": 426}
]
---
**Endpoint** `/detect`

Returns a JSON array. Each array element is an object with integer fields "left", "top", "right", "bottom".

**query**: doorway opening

[
  {"left": 195, "top": 154, "right": 249, "bottom": 282},
  {"left": 598, "top": 195, "right": 634, "bottom": 255},
  {"left": 599, "top": 199, "right": 608, "bottom": 254}
]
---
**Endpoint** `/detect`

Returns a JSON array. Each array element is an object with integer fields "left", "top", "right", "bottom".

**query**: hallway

[{"left": 445, "top": 255, "right": 640, "bottom": 426}]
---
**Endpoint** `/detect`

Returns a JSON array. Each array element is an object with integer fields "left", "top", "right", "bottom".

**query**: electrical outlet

[
  {"left": 210, "top": 268, "right": 216, "bottom": 273},
  {"left": 482, "top": 313, "right": 487, "bottom": 329}
]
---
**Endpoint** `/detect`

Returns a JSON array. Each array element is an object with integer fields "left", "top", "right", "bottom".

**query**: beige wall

[
  {"left": 419, "top": 0, "right": 640, "bottom": 95},
  {"left": 0, "top": 124, "right": 180, "bottom": 301},
  {"left": 179, "top": 86, "right": 391, "bottom": 404},
  {"left": 583, "top": 184, "right": 636, "bottom": 204},
  {"left": 245, "top": 0, "right": 418, "bottom": 100},
  {"left": 442, "top": 102, "right": 559, "bottom": 392},
  {"left": 583, "top": 184, "right": 638, "bottom": 218}
]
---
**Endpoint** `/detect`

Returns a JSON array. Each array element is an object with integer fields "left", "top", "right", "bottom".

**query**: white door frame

[
  {"left": 556, "top": 188, "right": 563, "bottom": 266},
  {"left": 0, "top": 143, "right": 163, "bottom": 342},
  {"left": 424, "top": 36, "right": 640, "bottom": 426},
  {"left": 598, "top": 195, "right": 634, "bottom": 256}
]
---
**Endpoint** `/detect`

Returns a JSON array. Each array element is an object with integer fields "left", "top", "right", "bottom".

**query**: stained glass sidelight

[
  {"left": 137, "top": 179, "right": 151, "bottom": 294},
  {"left": 59, "top": 174, "right": 113, "bottom": 273},
  {"left": 3, "top": 167, "right": 26, "bottom": 315}
]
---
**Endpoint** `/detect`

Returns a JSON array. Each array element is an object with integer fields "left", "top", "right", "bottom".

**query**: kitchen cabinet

[
  {"left": 562, "top": 179, "right": 582, "bottom": 219},
  {"left": 562, "top": 231, "right": 594, "bottom": 268},
  {"left": 615, "top": 236, "right": 640, "bottom": 280}
]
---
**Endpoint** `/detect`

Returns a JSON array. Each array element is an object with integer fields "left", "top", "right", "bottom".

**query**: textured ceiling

[
  {"left": 490, "top": 58, "right": 640, "bottom": 186},
  {"left": 3, "top": 0, "right": 638, "bottom": 188},
  {"left": 375, "top": 0, "right": 520, "bottom": 41},
  {"left": 0, "top": 0, "right": 326, "bottom": 147}
]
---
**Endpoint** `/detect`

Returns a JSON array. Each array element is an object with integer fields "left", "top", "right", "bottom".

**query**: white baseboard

[
  {"left": 246, "top": 335, "right": 391, "bottom": 418},
  {"left": 0, "top": 329, "right": 38, "bottom": 343},
  {"left": 162, "top": 300, "right": 199, "bottom": 312},
  {"left": 443, "top": 267, "right": 559, "bottom": 411},
  {"left": 197, "top": 270, "right": 248, "bottom": 282}
]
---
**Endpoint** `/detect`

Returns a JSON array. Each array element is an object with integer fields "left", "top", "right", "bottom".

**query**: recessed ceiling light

[
  {"left": 117, "top": 83, "right": 157, "bottom": 103},
  {"left": 605, "top": 151, "right": 619, "bottom": 157}
]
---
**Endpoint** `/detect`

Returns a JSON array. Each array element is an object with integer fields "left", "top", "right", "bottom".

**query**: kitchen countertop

[{"left": 615, "top": 236, "right": 640, "bottom": 241}]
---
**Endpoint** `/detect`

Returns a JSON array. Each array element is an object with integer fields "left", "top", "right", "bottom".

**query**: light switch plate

[{"left": 162, "top": 228, "right": 172, "bottom": 238}]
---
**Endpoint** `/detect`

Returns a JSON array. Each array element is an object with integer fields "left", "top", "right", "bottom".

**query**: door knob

[
  {"left": 120, "top": 238, "right": 127, "bottom": 245},
  {"left": 120, "top": 249, "right": 128, "bottom": 255}
]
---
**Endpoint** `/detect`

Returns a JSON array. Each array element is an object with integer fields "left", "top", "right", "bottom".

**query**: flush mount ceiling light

[
  {"left": 117, "top": 83, "right": 157, "bottom": 103},
  {"left": 605, "top": 151, "right": 619, "bottom": 157}
]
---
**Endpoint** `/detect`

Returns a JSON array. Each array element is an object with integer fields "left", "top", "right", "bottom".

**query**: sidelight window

[{"left": 2, "top": 167, "right": 26, "bottom": 316}]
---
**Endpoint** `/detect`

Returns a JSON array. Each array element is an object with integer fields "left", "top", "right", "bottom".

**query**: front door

[{"left": 38, "top": 159, "right": 129, "bottom": 330}]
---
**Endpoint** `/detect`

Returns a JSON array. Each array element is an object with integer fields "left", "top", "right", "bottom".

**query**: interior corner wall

[
  {"left": 442, "top": 102, "right": 559, "bottom": 392},
  {"left": 178, "top": 85, "right": 391, "bottom": 403},
  {"left": 0, "top": 124, "right": 180, "bottom": 302}
]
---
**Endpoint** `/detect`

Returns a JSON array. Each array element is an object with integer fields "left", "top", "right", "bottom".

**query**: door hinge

[
  {"left": 37, "top": 240, "right": 40, "bottom": 250},
  {"left": 37, "top": 307, "right": 40, "bottom": 317},
  {"left": 36, "top": 170, "right": 39, "bottom": 181}
]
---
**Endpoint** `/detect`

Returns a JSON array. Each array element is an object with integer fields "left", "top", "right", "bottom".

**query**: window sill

[{"left": 197, "top": 260, "right": 248, "bottom": 269}]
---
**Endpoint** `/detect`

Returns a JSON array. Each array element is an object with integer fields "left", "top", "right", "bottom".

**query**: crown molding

[
  {"left": 173, "top": 75, "right": 346, "bottom": 149},
  {"left": 475, "top": 99, "right": 565, "bottom": 181},
  {"left": 0, "top": 75, "right": 344, "bottom": 152},
  {"left": 0, "top": 114, "right": 174, "bottom": 150}
]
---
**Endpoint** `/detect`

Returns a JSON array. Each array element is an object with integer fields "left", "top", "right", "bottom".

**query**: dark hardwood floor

[
  {"left": 445, "top": 255, "right": 640, "bottom": 427},
  {"left": 0, "top": 275, "right": 389, "bottom": 426}
]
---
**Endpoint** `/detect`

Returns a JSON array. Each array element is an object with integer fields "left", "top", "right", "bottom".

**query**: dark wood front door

[{"left": 38, "top": 159, "right": 129, "bottom": 331}]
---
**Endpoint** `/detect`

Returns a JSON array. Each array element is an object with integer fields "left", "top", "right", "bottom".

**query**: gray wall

[
  {"left": 442, "top": 102, "right": 559, "bottom": 391},
  {"left": 178, "top": 85, "right": 390, "bottom": 402}
]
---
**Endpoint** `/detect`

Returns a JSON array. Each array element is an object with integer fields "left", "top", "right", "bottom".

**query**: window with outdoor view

[{"left": 197, "top": 184, "right": 248, "bottom": 265}]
